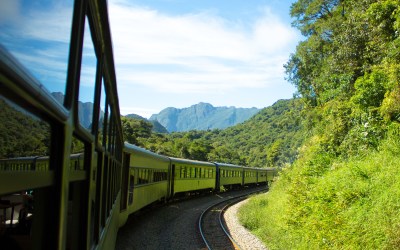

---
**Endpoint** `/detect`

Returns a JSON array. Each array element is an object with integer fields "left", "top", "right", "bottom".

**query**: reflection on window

[
  {"left": 0, "top": 1, "right": 73, "bottom": 104},
  {"left": 78, "top": 17, "right": 97, "bottom": 130},
  {"left": 103, "top": 104, "right": 110, "bottom": 147},
  {"left": 0, "top": 96, "right": 51, "bottom": 161},
  {"left": 97, "top": 79, "right": 106, "bottom": 143}
]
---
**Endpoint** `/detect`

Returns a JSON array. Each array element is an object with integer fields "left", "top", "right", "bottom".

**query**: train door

[
  {"left": 215, "top": 164, "right": 220, "bottom": 192},
  {"left": 169, "top": 164, "right": 175, "bottom": 198},
  {"left": 120, "top": 153, "right": 130, "bottom": 211},
  {"left": 241, "top": 168, "right": 245, "bottom": 186},
  {"left": 128, "top": 169, "right": 134, "bottom": 206}
]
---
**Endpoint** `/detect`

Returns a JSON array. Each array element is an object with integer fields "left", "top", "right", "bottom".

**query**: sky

[
  {"left": 0, "top": 0, "right": 301, "bottom": 118},
  {"left": 109, "top": 0, "right": 301, "bottom": 118}
]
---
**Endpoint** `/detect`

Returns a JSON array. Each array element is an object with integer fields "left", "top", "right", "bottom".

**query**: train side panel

[
  {"left": 119, "top": 143, "right": 170, "bottom": 226},
  {"left": 216, "top": 163, "right": 243, "bottom": 189},
  {"left": 243, "top": 167, "right": 258, "bottom": 185},
  {"left": 170, "top": 158, "right": 216, "bottom": 196},
  {"left": 266, "top": 167, "right": 277, "bottom": 183},
  {"left": 256, "top": 169, "right": 267, "bottom": 185}
]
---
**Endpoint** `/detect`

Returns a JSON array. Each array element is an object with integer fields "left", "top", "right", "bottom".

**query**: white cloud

[{"left": 108, "top": 1, "right": 299, "bottom": 97}]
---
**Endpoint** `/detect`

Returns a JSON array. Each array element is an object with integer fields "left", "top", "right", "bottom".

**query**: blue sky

[
  {"left": 109, "top": 0, "right": 301, "bottom": 117},
  {"left": 0, "top": 0, "right": 301, "bottom": 118}
]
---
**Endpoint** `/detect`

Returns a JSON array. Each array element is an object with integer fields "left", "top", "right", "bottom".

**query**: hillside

[
  {"left": 125, "top": 114, "right": 168, "bottom": 133},
  {"left": 238, "top": 0, "right": 400, "bottom": 249},
  {"left": 0, "top": 98, "right": 50, "bottom": 158},
  {"left": 131, "top": 99, "right": 307, "bottom": 167},
  {"left": 149, "top": 102, "right": 260, "bottom": 132}
]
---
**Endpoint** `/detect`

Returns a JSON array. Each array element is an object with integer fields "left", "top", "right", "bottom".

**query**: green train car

[
  {"left": 170, "top": 157, "right": 216, "bottom": 196},
  {"left": 216, "top": 163, "right": 243, "bottom": 190},
  {"left": 121, "top": 143, "right": 171, "bottom": 220}
]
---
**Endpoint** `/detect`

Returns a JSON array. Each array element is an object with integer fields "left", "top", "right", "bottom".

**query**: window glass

[
  {"left": 78, "top": 17, "right": 97, "bottom": 130},
  {"left": 97, "top": 78, "right": 106, "bottom": 142},
  {"left": 0, "top": 95, "right": 51, "bottom": 161},
  {"left": 0, "top": 1, "right": 73, "bottom": 104},
  {"left": 70, "top": 136, "right": 85, "bottom": 171}
]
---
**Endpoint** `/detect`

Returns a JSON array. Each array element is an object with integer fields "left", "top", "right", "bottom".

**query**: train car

[
  {"left": 215, "top": 163, "right": 243, "bottom": 190},
  {"left": 119, "top": 143, "right": 171, "bottom": 226},
  {"left": 266, "top": 167, "right": 277, "bottom": 185},
  {"left": 255, "top": 168, "right": 267, "bottom": 185},
  {"left": 0, "top": 0, "right": 124, "bottom": 249},
  {"left": 170, "top": 157, "right": 216, "bottom": 197},
  {"left": 243, "top": 167, "right": 259, "bottom": 186}
]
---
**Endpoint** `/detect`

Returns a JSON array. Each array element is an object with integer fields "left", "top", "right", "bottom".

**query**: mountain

[
  {"left": 125, "top": 114, "right": 168, "bottom": 133},
  {"left": 51, "top": 92, "right": 95, "bottom": 129},
  {"left": 149, "top": 102, "right": 260, "bottom": 132}
]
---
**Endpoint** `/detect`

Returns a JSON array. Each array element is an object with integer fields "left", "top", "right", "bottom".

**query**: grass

[{"left": 238, "top": 133, "right": 400, "bottom": 249}]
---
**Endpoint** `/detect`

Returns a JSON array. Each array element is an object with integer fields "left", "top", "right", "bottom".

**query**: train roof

[
  {"left": 169, "top": 157, "right": 215, "bottom": 167},
  {"left": 124, "top": 142, "right": 170, "bottom": 161},
  {"left": 214, "top": 162, "right": 242, "bottom": 168}
]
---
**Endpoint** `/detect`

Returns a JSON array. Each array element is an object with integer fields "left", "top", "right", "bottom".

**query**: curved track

[
  {"left": 116, "top": 187, "right": 267, "bottom": 249},
  {"left": 199, "top": 196, "right": 244, "bottom": 250},
  {"left": 199, "top": 188, "right": 267, "bottom": 250}
]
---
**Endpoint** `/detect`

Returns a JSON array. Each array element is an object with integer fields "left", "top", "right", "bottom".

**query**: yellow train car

[
  {"left": 170, "top": 157, "right": 216, "bottom": 196},
  {"left": 243, "top": 167, "right": 259, "bottom": 186},
  {"left": 119, "top": 143, "right": 171, "bottom": 225},
  {"left": 215, "top": 163, "right": 243, "bottom": 190}
]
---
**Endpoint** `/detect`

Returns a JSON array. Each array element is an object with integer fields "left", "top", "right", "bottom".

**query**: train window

[
  {"left": 181, "top": 167, "right": 186, "bottom": 178},
  {"left": 0, "top": 96, "right": 51, "bottom": 171},
  {"left": 190, "top": 168, "right": 195, "bottom": 178},
  {"left": 106, "top": 109, "right": 113, "bottom": 150},
  {"left": 78, "top": 16, "right": 97, "bottom": 130},
  {"left": 97, "top": 78, "right": 106, "bottom": 144},
  {"left": 102, "top": 102, "right": 110, "bottom": 147},
  {"left": 0, "top": 1, "right": 73, "bottom": 104}
]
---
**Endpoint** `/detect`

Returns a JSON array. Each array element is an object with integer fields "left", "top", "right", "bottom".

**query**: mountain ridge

[{"left": 149, "top": 102, "right": 260, "bottom": 132}]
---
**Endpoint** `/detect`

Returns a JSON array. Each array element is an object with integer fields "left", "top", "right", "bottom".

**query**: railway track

[
  {"left": 199, "top": 196, "right": 244, "bottom": 250},
  {"left": 199, "top": 188, "right": 267, "bottom": 250},
  {"left": 116, "top": 187, "right": 268, "bottom": 249}
]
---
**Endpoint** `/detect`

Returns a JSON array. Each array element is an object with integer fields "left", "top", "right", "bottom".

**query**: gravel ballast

[{"left": 224, "top": 199, "right": 268, "bottom": 250}]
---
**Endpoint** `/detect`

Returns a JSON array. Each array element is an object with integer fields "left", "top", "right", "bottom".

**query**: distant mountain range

[
  {"left": 51, "top": 92, "right": 259, "bottom": 133},
  {"left": 149, "top": 102, "right": 260, "bottom": 132}
]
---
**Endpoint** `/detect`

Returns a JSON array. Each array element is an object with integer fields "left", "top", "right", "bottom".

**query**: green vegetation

[
  {"left": 0, "top": 99, "right": 50, "bottom": 158},
  {"left": 238, "top": 0, "right": 400, "bottom": 249},
  {"left": 123, "top": 98, "right": 308, "bottom": 167},
  {"left": 239, "top": 125, "right": 400, "bottom": 249}
]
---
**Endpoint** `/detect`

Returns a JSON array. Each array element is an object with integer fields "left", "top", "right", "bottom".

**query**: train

[
  {"left": 0, "top": 143, "right": 276, "bottom": 250},
  {"left": 0, "top": 0, "right": 276, "bottom": 249},
  {"left": 120, "top": 143, "right": 276, "bottom": 218}
]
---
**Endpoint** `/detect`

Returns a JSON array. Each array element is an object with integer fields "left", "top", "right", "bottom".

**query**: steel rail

[{"left": 198, "top": 187, "right": 267, "bottom": 250}]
